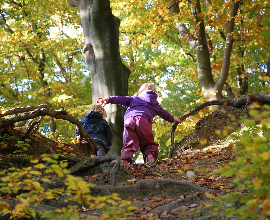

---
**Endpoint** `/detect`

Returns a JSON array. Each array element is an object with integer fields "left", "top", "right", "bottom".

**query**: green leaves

[{"left": 212, "top": 105, "right": 270, "bottom": 219}]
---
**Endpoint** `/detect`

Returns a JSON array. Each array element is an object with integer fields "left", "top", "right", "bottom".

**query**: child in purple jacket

[{"left": 97, "top": 83, "right": 181, "bottom": 164}]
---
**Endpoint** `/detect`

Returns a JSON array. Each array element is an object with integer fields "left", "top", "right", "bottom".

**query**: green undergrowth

[{"left": 206, "top": 104, "right": 270, "bottom": 219}]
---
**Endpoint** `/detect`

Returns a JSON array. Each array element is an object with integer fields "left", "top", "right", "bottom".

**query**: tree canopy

[{"left": 0, "top": 0, "right": 269, "bottom": 155}]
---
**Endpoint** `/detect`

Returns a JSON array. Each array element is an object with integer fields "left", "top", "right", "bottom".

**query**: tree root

[
  {"left": 153, "top": 192, "right": 205, "bottom": 213},
  {"left": 69, "top": 155, "right": 120, "bottom": 185},
  {"left": 90, "top": 178, "right": 216, "bottom": 198}
]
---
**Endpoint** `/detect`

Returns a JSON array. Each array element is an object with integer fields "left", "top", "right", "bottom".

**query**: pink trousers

[{"left": 121, "top": 116, "right": 159, "bottom": 163}]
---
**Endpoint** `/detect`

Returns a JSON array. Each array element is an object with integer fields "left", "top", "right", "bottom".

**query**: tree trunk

[
  {"left": 172, "top": 0, "right": 241, "bottom": 100},
  {"left": 190, "top": 0, "right": 215, "bottom": 98},
  {"left": 69, "top": 0, "right": 129, "bottom": 155},
  {"left": 214, "top": 0, "right": 241, "bottom": 99},
  {"left": 237, "top": 65, "right": 248, "bottom": 95},
  {"left": 267, "top": 60, "right": 270, "bottom": 77}
]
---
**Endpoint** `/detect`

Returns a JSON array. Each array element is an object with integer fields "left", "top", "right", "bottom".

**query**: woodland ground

[{"left": 0, "top": 106, "right": 244, "bottom": 220}]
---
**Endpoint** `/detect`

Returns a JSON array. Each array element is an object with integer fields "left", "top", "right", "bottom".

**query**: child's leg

[
  {"left": 121, "top": 116, "right": 140, "bottom": 164},
  {"left": 135, "top": 116, "right": 159, "bottom": 162},
  {"left": 96, "top": 143, "right": 106, "bottom": 157}
]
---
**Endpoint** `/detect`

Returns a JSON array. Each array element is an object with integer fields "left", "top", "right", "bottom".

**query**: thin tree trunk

[
  {"left": 172, "top": 0, "right": 241, "bottom": 101},
  {"left": 214, "top": 0, "right": 241, "bottom": 99}
]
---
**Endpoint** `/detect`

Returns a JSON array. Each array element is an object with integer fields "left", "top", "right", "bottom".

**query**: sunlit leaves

[
  {"left": 212, "top": 105, "right": 270, "bottom": 219},
  {"left": 0, "top": 0, "right": 89, "bottom": 138},
  {"left": 0, "top": 155, "right": 136, "bottom": 219}
]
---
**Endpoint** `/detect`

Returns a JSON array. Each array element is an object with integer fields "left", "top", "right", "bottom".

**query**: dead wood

[
  {"left": 171, "top": 93, "right": 270, "bottom": 149},
  {"left": 23, "top": 117, "right": 43, "bottom": 139},
  {"left": 0, "top": 105, "right": 98, "bottom": 154}
]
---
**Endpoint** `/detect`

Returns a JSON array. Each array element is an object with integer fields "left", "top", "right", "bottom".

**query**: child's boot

[{"left": 146, "top": 153, "right": 155, "bottom": 162}]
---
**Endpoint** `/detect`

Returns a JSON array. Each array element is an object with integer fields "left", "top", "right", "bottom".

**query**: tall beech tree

[{"left": 68, "top": 0, "right": 130, "bottom": 155}]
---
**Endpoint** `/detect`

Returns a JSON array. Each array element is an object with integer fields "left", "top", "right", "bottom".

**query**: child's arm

[{"left": 97, "top": 96, "right": 133, "bottom": 108}]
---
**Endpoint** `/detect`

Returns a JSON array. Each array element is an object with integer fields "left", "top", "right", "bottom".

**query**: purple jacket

[{"left": 108, "top": 90, "right": 174, "bottom": 124}]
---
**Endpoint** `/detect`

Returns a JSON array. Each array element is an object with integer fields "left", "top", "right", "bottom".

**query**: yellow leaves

[
  {"left": 43, "top": 191, "right": 54, "bottom": 200},
  {"left": 247, "top": 199, "right": 257, "bottom": 212},
  {"left": 261, "top": 151, "right": 270, "bottom": 160},
  {"left": 200, "top": 139, "right": 208, "bottom": 145},
  {"left": 111, "top": 193, "right": 121, "bottom": 201},
  {"left": 205, "top": 192, "right": 215, "bottom": 199},
  {"left": 252, "top": 177, "right": 262, "bottom": 189},
  {"left": 0, "top": 201, "right": 10, "bottom": 212},
  {"left": 1, "top": 176, "right": 11, "bottom": 182},
  {"left": 29, "top": 170, "right": 42, "bottom": 176},
  {"left": 41, "top": 178, "right": 51, "bottom": 183},
  {"left": 34, "top": 163, "right": 46, "bottom": 169},
  {"left": 31, "top": 181, "right": 41, "bottom": 189},
  {"left": 127, "top": 205, "right": 137, "bottom": 211},
  {"left": 51, "top": 94, "right": 73, "bottom": 105},
  {"left": 262, "top": 199, "right": 270, "bottom": 212},
  {"left": 96, "top": 202, "right": 106, "bottom": 209},
  {"left": 175, "top": 169, "right": 184, "bottom": 174}
]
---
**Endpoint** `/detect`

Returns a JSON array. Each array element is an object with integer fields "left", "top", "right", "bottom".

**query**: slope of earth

[
  {"left": 170, "top": 105, "right": 249, "bottom": 157},
  {"left": 83, "top": 144, "right": 236, "bottom": 220},
  {"left": 0, "top": 113, "right": 238, "bottom": 219}
]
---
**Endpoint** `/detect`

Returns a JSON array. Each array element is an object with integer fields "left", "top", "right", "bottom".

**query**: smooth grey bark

[
  {"left": 267, "top": 61, "right": 270, "bottom": 77},
  {"left": 172, "top": 0, "right": 241, "bottom": 100},
  {"left": 69, "top": 0, "right": 129, "bottom": 155}
]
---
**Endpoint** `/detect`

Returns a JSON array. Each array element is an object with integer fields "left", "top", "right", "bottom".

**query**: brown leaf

[
  {"left": 183, "top": 164, "right": 193, "bottom": 171},
  {"left": 1, "top": 143, "right": 8, "bottom": 150},
  {"left": 225, "top": 144, "right": 234, "bottom": 153}
]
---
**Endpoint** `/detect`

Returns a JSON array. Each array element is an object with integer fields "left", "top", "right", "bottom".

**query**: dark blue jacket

[{"left": 75, "top": 111, "right": 113, "bottom": 148}]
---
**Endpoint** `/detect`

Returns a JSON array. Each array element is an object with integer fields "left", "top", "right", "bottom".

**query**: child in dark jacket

[
  {"left": 75, "top": 105, "right": 113, "bottom": 157},
  {"left": 97, "top": 83, "right": 181, "bottom": 164}
]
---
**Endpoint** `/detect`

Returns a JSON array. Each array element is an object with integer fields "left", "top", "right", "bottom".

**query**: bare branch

[
  {"left": 1, "top": 105, "right": 50, "bottom": 117},
  {"left": 0, "top": 106, "right": 98, "bottom": 154}
]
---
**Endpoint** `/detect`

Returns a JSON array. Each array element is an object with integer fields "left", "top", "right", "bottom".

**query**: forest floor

[
  {"left": 85, "top": 143, "right": 237, "bottom": 220},
  {"left": 2, "top": 94, "right": 270, "bottom": 219},
  {"left": 0, "top": 125, "right": 238, "bottom": 220}
]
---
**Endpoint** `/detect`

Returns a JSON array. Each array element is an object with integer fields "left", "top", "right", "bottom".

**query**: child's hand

[
  {"left": 97, "top": 98, "right": 109, "bottom": 107},
  {"left": 174, "top": 117, "right": 181, "bottom": 123}
]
